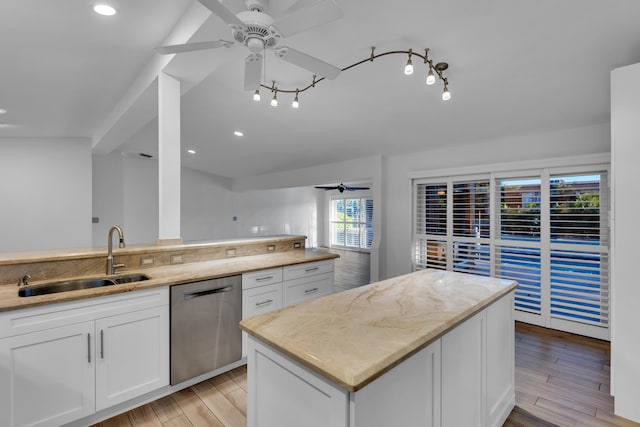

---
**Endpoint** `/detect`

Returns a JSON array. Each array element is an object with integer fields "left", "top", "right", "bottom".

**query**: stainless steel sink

[
  {"left": 113, "top": 274, "right": 150, "bottom": 284},
  {"left": 18, "top": 274, "right": 150, "bottom": 297}
]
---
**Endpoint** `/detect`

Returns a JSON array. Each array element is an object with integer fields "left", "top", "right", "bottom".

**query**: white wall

[
  {"left": 235, "top": 186, "right": 323, "bottom": 247},
  {"left": 181, "top": 167, "right": 237, "bottom": 242},
  {"left": 382, "top": 123, "right": 610, "bottom": 280},
  {"left": 92, "top": 153, "right": 322, "bottom": 247},
  {"left": 611, "top": 62, "right": 640, "bottom": 423},
  {"left": 92, "top": 151, "right": 124, "bottom": 247},
  {"left": 0, "top": 138, "right": 92, "bottom": 252}
]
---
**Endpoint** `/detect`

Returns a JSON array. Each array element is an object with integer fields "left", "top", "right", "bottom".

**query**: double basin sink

[{"left": 18, "top": 273, "right": 150, "bottom": 297}]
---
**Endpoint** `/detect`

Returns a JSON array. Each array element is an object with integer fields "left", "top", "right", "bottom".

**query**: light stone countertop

[
  {"left": 240, "top": 268, "right": 518, "bottom": 392},
  {"left": 0, "top": 249, "right": 337, "bottom": 312}
]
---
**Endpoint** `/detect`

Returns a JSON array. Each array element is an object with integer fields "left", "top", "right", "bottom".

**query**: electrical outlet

[
  {"left": 267, "top": 245, "right": 275, "bottom": 252},
  {"left": 226, "top": 248, "right": 237, "bottom": 257},
  {"left": 294, "top": 242, "right": 302, "bottom": 249},
  {"left": 170, "top": 254, "right": 184, "bottom": 264},
  {"left": 140, "top": 256, "right": 155, "bottom": 266}
]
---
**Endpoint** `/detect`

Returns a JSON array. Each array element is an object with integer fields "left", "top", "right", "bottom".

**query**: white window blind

[
  {"left": 331, "top": 197, "right": 373, "bottom": 250},
  {"left": 413, "top": 168, "right": 610, "bottom": 340},
  {"left": 548, "top": 174, "right": 609, "bottom": 327}
]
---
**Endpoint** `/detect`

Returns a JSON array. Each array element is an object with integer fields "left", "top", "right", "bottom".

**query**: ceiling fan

[
  {"left": 314, "top": 183, "right": 370, "bottom": 193},
  {"left": 156, "top": 0, "right": 343, "bottom": 91}
]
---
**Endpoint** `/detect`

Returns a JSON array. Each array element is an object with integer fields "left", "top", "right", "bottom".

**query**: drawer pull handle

[
  {"left": 304, "top": 287, "right": 319, "bottom": 294},
  {"left": 256, "top": 276, "right": 274, "bottom": 281},
  {"left": 305, "top": 267, "right": 320, "bottom": 272},
  {"left": 256, "top": 299, "right": 274, "bottom": 307},
  {"left": 87, "top": 333, "right": 91, "bottom": 363}
]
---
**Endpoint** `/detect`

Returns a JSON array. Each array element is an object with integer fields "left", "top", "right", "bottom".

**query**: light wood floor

[{"left": 93, "top": 323, "right": 639, "bottom": 427}]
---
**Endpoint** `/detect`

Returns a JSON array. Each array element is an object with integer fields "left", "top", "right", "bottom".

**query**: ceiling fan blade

[
  {"left": 314, "top": 186, "right": 338, "bottom": 190},
  {"left": 272, "top": 0, "right": 343, "bottom": 38},
  {"left": 244, "top": 54, "right": 263, "bottom": 91},
  {"left": 155, "top": 40, "right": 234, "bottom": 55},
  {"left": 346, "top": 187, "right": 370, "bottom": 191},
  {"left": 198, "top": 0, "right": 245, "bottom": 28},
  {"left": 276, "top": 46, "right": 341, "bottom": 79}
]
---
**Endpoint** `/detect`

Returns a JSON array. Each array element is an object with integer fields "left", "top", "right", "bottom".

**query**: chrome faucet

[{"left": 106, "top": 225, "right": 126, "bottom": 275}]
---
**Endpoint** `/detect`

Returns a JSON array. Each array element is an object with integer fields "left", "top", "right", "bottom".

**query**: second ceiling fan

[{"left": 156, "top": 0, "right": 343, "bottom": 91}]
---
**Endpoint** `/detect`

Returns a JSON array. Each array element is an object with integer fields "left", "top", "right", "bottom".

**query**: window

[
  {"left": 331, "top": 197, "right": 373, "bottom": 250},
  {"left": 413, "top": 168, "right": 609, "bottom": 340}
]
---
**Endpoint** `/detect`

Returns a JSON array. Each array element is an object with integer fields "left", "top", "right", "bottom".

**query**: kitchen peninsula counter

[
  {"left": 0, "top": 248, "right": 337, "bottom": 312},
  {"left": 240, "top": 269, "right": 518, "bottom": 427}
]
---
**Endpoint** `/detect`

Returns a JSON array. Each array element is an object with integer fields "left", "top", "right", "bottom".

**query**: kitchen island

[{"left": 240, "top": 268, "right": 518, "bottom": 427}]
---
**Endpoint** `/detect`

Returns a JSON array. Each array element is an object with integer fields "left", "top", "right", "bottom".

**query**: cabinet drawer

[
  {"left": 283, "top": 272, "right": 333, "bottom": 307},
  {"left": 283, "top": 260, "right": 334, "bottom": 281},
  {"left": 243, "top": 283, "right": 283, "bottom": 319},
  {"left": 242, "top": 268, "right": 283, "bottom": 290}
]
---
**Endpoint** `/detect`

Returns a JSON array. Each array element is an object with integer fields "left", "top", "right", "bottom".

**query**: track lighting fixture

[
  {"left": 250, "top": 47, "right": 450, "bottom": 106},
  {"left": 404, "top": 49, "right": 414, "bottom": 75},
  {"left": 292, "top": 90, "right": 300, "bottom": 109}
]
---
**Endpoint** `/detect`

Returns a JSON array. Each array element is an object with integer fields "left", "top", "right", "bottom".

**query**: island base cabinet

[
  {"left": 247, "top": 339, "right": 349, "bottom": 427},
  {"left": 0, "top": 322, "right": 95, "bottom": 427},
  {"left": 246, "top": 291, "right": 514, "bottom": 427},
  {"left": 350, "top": 340, "right": 441, "bottom": 427}
]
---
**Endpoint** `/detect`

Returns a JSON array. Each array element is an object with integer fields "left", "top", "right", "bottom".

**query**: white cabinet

[
  {"left": 0, "top": 288, "right": 169, "bottom": 427},
  {"left": 282, "top": 273, "right": 333, "bottom": 306},
  {"left": 242, "top": 260, "right": 335, "bottom": 357},
  {"left": 0, "top": 321, "right": 95, "bottom": 427},
  {"left": 246, "top": 291, "right": 515, "bottom": 427},
  {"left": 95, "top": 306, "right": 169, "bottom": 411},
  {"left": 351, "top": 340, "right": 441, "bottom": 427},
  {"left": 282, "top": 260, "right": 334, "bottom": 307}
]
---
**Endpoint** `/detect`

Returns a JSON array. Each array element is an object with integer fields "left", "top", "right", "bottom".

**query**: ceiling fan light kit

[{"left": 156, "top": 0, "right": 451, "bottom": 109}]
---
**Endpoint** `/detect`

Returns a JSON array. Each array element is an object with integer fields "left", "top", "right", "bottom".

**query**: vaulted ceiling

[{"left": 1, "top": 0, "right": 638, "bottom": 179}]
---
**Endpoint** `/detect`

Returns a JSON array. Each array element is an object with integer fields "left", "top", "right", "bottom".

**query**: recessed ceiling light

[
  {"left": 94, "top": 4, "right": 116, "bottom": 16},
  {"left": 0, "top": 108, "right": 6, "bottom": 114},
  {"left": 234, "top": 131, "right": 244, "bottom": 137},
  {"left": 187, "top": 149, "right": 196, "bottom": 154}
]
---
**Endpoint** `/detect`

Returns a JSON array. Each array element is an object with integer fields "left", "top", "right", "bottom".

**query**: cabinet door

[
  {"left": 352, "top": 339, "right": 441, "bottom": 427},
  {"left": 441, "top": 311, "right": 484, "bottom": 427},
  {"left": 0, "top": 321, "right": 95, "bottom": 427},
  {"left": 95, "top": 306, "right": 169, "bottom": 411}
]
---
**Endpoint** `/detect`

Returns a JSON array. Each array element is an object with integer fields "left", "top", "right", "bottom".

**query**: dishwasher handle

[{"left": 183, "top": 285, "right": 234, "bottom": 300}]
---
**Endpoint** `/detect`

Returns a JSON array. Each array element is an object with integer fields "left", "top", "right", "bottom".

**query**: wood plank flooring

[
  {"left": 508, "top": 322, "right": 639, "bottom": 427},
  {"left": 94, "top": 322, "right": 639, "bottom": 427},
  {"left": 328, "top": 248, "right": 370, "bottom": 292}
]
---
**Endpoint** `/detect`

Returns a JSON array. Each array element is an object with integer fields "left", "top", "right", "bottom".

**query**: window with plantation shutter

[
  {"left": 331, "top": 197, "right": 373, "bottom": 250},
  {"left": 548, "top": 174, "right": 609, "bottom": 328},
  {"left": 495, "top": 178, "right": 542, "bottom": 314},
  {"left": 412, "top": 167, "right": 610, "bottom": 340}
]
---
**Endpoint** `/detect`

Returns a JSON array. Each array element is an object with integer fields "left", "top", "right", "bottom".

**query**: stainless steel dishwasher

[{"left": 170, "top": 275, "right": 242, "bottom": 385}]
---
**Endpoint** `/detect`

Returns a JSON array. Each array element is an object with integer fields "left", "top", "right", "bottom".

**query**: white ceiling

[{"left": 1, "top": 0, "right": 639, "bottom": 179}]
